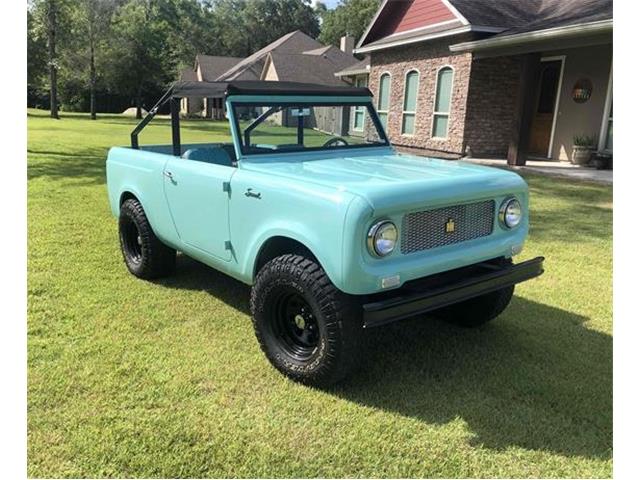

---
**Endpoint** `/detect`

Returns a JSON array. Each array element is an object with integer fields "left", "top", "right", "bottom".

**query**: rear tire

[
  {"left": 119, "top": 198, "right": 176, "bottom": 279},
  {"left": 250, "top": 254, "right": 361, "bottom": 387}
]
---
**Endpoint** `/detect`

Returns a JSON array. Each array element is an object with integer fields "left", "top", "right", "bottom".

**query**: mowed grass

[{"left": 27, "top": 108, "right": 612, "bottom": 478}]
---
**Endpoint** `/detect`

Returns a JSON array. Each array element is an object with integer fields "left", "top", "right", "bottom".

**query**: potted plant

[
  {"left": 571, "top": 134, "right": 597, "bottom": 165},
  {"left": 592, "top": 152, "right": 612, "bottom": 170}
]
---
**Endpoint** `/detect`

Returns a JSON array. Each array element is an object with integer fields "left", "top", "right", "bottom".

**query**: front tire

[
  {"left": 436, "top": 285, "right": 515, "bottom": 328},
  {"left": 119, "top": 198, "right": 176, "bottom": 279},
  {"left": 250, "top": 254, "right": 361, "bottom": 387}
]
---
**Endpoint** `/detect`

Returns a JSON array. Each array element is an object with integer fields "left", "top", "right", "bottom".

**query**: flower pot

[
  {"left": 571, "top": 145, "right": 594, "bottom": 165},
  {"left": 593, "top": 156, "right": 608, "bottom": 170}
]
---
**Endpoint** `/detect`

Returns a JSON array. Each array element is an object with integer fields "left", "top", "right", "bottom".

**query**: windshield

[{"left": 231, "top": 102, "right": 389, "bottom": 155}]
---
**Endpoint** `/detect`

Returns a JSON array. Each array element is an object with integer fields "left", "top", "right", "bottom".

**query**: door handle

[
  {"left": 163, "top": 170, "right": 173, "bottom": 179},
  {"left": 245, "top": 188, "right": 261, "bottom": 199}
]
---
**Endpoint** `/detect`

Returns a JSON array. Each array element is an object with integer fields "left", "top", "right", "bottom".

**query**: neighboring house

[
  {"left": 180, "top": 54, "right": 243, "bottom": 119},
  {"left": 180, "top": 30, "right": 359, "bottom": 130},
  {"left": 354, "top": 0, "right": 613, "bottom": 164}
]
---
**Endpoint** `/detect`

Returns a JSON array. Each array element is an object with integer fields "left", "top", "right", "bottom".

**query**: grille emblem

[{"left": 445, "top": 218, "right": 456, "bottom": 233}]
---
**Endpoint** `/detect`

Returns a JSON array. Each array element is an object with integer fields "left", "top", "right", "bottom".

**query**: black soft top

[{"left": 171, "top": 80, "right": 372, "bottom": 98}]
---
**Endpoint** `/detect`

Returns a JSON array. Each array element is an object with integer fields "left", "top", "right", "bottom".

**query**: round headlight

[
  {"left": 367, "top": 221, "right": 398, "bottom": 257},
  {"left": 499, "top": 197, "right": 522, "bottom": 228}
]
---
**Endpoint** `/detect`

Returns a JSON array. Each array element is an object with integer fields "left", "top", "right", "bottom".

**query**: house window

[
  {"left": 432, "top": 67, "right": 453, "bottom": 139},
  {"left": 377, "top": 73, "right": 391, "bottom": 131},
  {"left": 352, "top": 76, "right": 367, "bottom": 131},
  {"left": 402, "top": 70, "right": 419, "bottom": 135}
]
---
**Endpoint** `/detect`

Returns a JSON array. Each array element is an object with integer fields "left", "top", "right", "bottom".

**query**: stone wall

[
  {"left": 464, "top": 55, "right": 521, "bottom": 158},
  {"left": 368, "top": 36, "right": 473, "bottom": 155}
]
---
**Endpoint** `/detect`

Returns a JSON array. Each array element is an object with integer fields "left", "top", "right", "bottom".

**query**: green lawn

[{"left": 27, "top": 108, "right": 612, "bottom": 478}]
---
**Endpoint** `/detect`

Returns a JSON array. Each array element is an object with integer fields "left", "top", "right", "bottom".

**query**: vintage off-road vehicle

[{"left": 106, "top": 80, "right": 544, "bottom": 386}]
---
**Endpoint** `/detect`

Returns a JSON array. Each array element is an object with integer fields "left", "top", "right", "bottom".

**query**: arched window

[
  {"left": 352, "top": 76, "right": 367, "bottom": 131},
  {"left": 377, "top": 73, "right": 391, "bottom": 131},
  {"left": 432, "top": 67, "right": 454, "bottom": 138},
  {"left": 402, "top": 70, "right": 419, "bottom": 135}
]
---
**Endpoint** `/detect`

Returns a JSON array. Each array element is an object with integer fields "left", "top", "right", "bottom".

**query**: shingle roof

[
  {"left": 195, "top": 54, "right": 243, "bottom": 82},
  {"left": 268, "top": 53, "right": 349, "bottom": 86},
  {"left": 179, "top": 68, "right": 198, "bottom": 82},
  {"left": 334, "top": 56, "right": 371, "bottom": 77},
  {"left": 216, "top": 30, "right": 324, "bottom": 81},
  {"left": 358, "top": 0, "right": 612, "bottom": 50},
  {"left": 450, "top": 0, "right": 612, "bottom": 33}
]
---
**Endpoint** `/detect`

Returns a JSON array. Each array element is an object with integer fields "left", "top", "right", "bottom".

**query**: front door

[
  {"left": 163, "top": 158, "right": 233, "bottom": 261},
  {"left": 529, "top": 59, "right": 562, "bottom": 157}
]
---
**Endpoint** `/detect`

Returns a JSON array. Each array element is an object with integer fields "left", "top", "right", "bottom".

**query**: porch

[
  {"left": 453, "top": 20, "right": 613, "bottom": 166},
  {"left": 466, "top": 157, "right": 612, "bottom": 185}
]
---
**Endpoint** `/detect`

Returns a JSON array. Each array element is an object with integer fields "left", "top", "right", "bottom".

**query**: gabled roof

[
  {"left": 355, "top": 0, "right": 613, "bottom": 53},
  {"left": 195, "top": 54, "right": 243, "bottom": 82},
  {"left": 334, "top": 56, "right": 371, "bottom": 77},
  {"left": 179, "top": 68, "right": 198, "bottom": 82},
  {"left": 216, "top": 30, "right": 324, "bottom": 81},
  {"left": 265, "top": 53, "right": 348, "bottom": 86}
]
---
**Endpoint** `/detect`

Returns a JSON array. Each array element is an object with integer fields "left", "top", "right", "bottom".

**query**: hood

[{"left": 240, "top": 151, "right": 527, "bottom": 211}]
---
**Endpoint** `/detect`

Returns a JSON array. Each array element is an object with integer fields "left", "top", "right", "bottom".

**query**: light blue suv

[{"left": 106, "top": 80, "right": 544, "bottom": 386}]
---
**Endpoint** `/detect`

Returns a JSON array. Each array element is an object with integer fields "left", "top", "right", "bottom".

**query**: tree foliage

[
  {"left": 27, "top": 0, "right": 367, "bottom": 114},
  {"left": 318, "top": 0, "right": 380, "bottom": 47}
]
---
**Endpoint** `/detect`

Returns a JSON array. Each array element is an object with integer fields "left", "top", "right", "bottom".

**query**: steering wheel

[{"left": 323, "top": 137, "right": 349, "bottom": 148}]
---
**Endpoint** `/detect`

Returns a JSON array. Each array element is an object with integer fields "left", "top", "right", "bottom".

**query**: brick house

[{"left": 350, "top": 0, "right": 613, "bottom": 164}]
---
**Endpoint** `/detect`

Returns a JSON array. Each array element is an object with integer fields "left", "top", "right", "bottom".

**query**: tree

[
  {"left": 29, "top": 0, "right": 73, "bottom": 117},
  {"left": 27, "top": 9, "right": 48, "bottom": 88},
  {"left": 212, "top": 0, "right": 320, "bottom": 57},
  {"left": 318, "top": 0, "right": 380, "bottom": 47},
  {"left": 104, "top": 0, "right": 170, "bottom": 118},
  {"left": 66, "top": 0, "right": 117, "bottom": 119}
]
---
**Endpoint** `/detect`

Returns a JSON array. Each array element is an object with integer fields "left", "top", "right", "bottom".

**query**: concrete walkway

[{"left": 465, "top": 158, "right": 613, "bottom": 184}]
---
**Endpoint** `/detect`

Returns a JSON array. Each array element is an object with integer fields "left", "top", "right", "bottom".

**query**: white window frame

[
  {"left": 598, "top": 64, "right": 613, "bottom": 152},
  {"left": 352, "top": 75, "right": 368, "bottom": 131},
  {"left": 401, "top": 69, "right": 420, "bottom": 136},
  {"left": 431, "top": 65, "right": 455, "bottom": 139},
  {"left": 377, "top": 72, "right": 392, "bottom": 131}
]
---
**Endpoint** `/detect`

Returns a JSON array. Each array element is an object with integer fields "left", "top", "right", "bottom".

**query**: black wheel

[
  {"left": 322, "top": 137, "right": 349, "bottom": 148},
  {"left": 250, "top": 254, "right": 361, "bottom": 387},
  {"left": 436, "top": 286, "right": 514, "bottom": 328},
  {"left": 118, "top": 198, "right": 175, "bottom": 279}
]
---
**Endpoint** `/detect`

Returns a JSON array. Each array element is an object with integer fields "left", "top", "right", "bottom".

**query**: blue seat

[{"left": 182, "top": 147, "right": 233, "bottom": 167}]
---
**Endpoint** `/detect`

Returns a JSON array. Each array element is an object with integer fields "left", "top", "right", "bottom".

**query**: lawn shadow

[
  {"left": 332, "top": 298, "right": 612, "bottom": 460},
  {"left": 158, "top": 256, "right": 612, "bottom": 460},
  {"left": 27, "top": 147, "right": 108, "bottom": 185}
]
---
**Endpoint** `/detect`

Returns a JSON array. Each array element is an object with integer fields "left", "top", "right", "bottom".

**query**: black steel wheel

[
  {"left": 251, "top": 254, "right": 362, "bottom": 387},
  {"left": 118, "top": 198, "right": 176, "bottom": 279},
  {"left": 270, "top": 289, "right": 320, "bottom": 361}
]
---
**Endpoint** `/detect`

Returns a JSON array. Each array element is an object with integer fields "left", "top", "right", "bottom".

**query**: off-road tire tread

[
  {"left": 250, "top": 254, "right": 361, "bottom": 387},
  {"left": 119, "top": 198, "right": 176, "bottom": 279}
]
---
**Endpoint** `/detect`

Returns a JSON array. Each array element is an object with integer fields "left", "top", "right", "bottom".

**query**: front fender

[
  {"left": 241, "top": 225, "right": 342, "bottom": 287},
  {"left": 229, "top": 169, "right": 358, "bottom": 289}
]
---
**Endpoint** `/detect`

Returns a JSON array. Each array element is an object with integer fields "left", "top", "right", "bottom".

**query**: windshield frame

[{"left": 228, "top": 96, "right": 390, "bottom": 157}]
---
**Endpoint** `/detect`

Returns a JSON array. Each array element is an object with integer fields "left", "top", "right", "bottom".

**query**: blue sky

[{"left": 312, "top": 0, "right": 341, "bottom": 9}]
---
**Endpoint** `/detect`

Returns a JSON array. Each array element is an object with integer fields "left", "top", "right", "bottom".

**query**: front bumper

[{"left": 362, "top": 256, "right": 544, "bottom": 328}]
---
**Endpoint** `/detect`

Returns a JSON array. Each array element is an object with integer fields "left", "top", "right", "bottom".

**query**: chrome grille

[{"left": 401, "top": 200, "right": 495, "bottom": 254}]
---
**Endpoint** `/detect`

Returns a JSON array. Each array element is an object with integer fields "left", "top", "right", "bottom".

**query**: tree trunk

[
  {"left": 47, "top": 0, "right": 59, "bottom": 119},
  {"left": 135, "top": 85, "right": 143, "bottom": 120},
  {"left": 89, "top": 41, "right": 96, "bottom": 120}
]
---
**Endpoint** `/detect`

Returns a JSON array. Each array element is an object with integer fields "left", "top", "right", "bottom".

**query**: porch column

[{"left": 507, "top": 53, "right": 540, "bottom": 166}]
